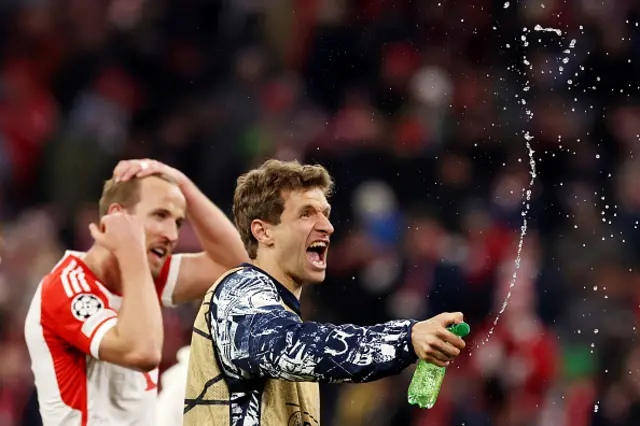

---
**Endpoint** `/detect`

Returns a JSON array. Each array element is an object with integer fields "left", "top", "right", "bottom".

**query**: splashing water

[
  {"left": 481, "top": 26, "right": 577, "bottom": 345},
  {"left": 534, "top": 24, "right": 563, "bottom": 36},
  {"left": 482, "top": 131, "right": 536, "bottom": 343}
]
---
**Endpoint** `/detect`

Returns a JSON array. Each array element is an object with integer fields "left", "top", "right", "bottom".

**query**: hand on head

[
  {"left": 89, "top": 212, "right": 146, "bottom": 255},
  {"left": 112, "top": 158, "right": 186, "bottom": 184}
]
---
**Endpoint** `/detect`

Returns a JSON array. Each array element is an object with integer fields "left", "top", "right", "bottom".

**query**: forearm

[
  {"left": 179, "top": 177, "right": 248, "bottom": 268},
  {"left": 115, "top": 248, "right": 163, "bottom": 356},
  {"left": 230, "top": 314, "right": 418, "bottom": 383}
]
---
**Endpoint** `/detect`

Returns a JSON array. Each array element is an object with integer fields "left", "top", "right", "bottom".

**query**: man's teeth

[
  {"left": 309, "top": 242, "right": 327, "bottom": 249},
  {"left": 151, "top": 248, "right": 166, "bottom": 257}
]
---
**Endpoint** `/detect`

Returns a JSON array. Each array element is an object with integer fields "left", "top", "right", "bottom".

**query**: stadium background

[{"left": 1, "top": 0, "right": 640, "bottom": 425}]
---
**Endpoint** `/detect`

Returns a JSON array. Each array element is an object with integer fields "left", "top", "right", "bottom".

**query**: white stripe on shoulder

[
  {"left": 59, "top": 257, "right": 96, "bottom": 298},
  {"left": 68, "top": 269, "right": 82, "bottom": 294},
  {"left": 60, "top": 260, "right": 78, "bottom": 298},
  {"left": 76, "top": 270, "right": 92, "bottom": 292}
]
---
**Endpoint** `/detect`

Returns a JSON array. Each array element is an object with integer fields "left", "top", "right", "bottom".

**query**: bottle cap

[{"left": 449, "top": 322, "right": 470, "bottom": 338}]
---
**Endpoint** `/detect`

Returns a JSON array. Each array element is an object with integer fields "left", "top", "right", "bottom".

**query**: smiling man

[
  {"left": 24, "top": 159, "right": 248, "bottom": 426},
  {"left": 184, "top": 159, "right": 467, "bottom": 426}
]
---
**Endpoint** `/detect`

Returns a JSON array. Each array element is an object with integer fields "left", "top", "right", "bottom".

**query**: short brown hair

[
  {"left": 98, "top": 173, "right": 178, "bottom": 217},
  {"left": 233, "top": 159, "right": 334, "bottom": 259}
]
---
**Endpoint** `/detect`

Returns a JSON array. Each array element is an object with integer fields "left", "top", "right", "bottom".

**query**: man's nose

[
  {"left": 317, "top": 214, "right": 334, "bottom": 235},
  {"left": 161, "top": 223, "right": 179, "bottom": 244}
]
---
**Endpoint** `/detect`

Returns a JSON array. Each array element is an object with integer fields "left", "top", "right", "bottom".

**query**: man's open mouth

[
  {"left": 306, "top": 240, "right": 328, "bottom": 269},
  {"left": 149, "top": 247, "right": 167, "bottom": 261}
]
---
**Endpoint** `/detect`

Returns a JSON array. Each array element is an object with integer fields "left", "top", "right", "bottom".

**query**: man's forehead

[
  {"left": 139, "top": 177, "right": 186, "bottom": 207},
  {"left": 140, "top": 176, "right": 179, "bottom": 194},
  {"left": 284, "top": 187, "right": 330, "bottom": 209}
]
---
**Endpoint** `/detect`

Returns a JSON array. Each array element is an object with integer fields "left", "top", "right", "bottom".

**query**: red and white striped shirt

[{"left": 24, "top": 251, "right": 182, "bottom": 426}]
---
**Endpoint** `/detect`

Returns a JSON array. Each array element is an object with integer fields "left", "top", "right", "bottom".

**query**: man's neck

[
  {"left": 251, "top": 257, "right": 303, "bottom": 300},
  {"left": 82, "top": 246, "right": 122, "bottom": 294}
]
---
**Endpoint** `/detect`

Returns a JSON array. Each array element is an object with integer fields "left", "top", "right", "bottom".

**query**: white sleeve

[{"left": 89, "top": 314, "right": 118, "bottom": 360}]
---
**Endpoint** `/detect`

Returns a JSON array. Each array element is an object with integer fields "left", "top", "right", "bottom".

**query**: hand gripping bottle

[{"left": 407, "top": 321, "right": 470, "bottom": 409}]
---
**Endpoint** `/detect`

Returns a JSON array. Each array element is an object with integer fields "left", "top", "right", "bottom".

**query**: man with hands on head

[{"left": 24, "top": 158, "right": 249, "bottom": 426}]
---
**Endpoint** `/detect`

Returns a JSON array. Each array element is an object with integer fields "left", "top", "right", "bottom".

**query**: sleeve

[
  {"left": 155, "top": 254, "right": 183, "bottom": 308},
  {"left": 41, "top": 272, "right": 118, "bottom": 360},
  {"left": 211, "top": 274, "right": 418, "bottom": 384}
]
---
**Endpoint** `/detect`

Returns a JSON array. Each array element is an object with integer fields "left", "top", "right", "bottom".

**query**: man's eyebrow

[{"left": 152, "top": 208, "right": 185, "bottom": 226}]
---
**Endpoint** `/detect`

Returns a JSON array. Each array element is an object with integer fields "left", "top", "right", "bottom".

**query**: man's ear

[
  {"left": 251, "top": 219, "right": 274, "bottom": 247},
  {"left": 107, "top": 204, "right": 124, "bottom": 215}
]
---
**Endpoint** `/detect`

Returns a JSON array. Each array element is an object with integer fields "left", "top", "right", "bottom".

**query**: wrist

[
  {"left": 117, "top": 249, "right": 151, "bottom": 278},
  {"left": 114, "top": 243, "right": 146, "bottom": 261},
  {"left": 177, "top": 175, "right": 202, "bottom": 207},
  {"left": 174, "top": 171, "right": 191, "bottom": 190},
  {"left": 407, "top": 320, "right": 419, "bottom": 362}
]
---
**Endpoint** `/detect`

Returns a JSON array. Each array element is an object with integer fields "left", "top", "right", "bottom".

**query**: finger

[
  {"left": 134, "top": 162, "right": 159, "bottom": 178},
  {"left": 89, "top": 223, "right": 104, "bottom": 242},
  {"left": 429, "top": 337, "right": 461, "bottom": 359},
  {"left": 112, "top": 160, "right": 130, "bottom": 178},
  {"left": 135, "top": 159, "right": 164, "bottom": 178},
  {"left": 432, "top": 312, "right": 464, "bottom": 328},
  {"left": 100, "top": 212, "right": 123, "bottom": 230},
  {"left": 436, "top": 328, "right": 467, "bottom": 350},
  {"left": 427, "top": 346, "right": 452, "bottom": 364},
  {"left": 117, "top": 163, "right": 143, "bottom": 182},
  {"left": 426, "top": 356, "right": 450, "bottom": 368},
  {"left": 115, "top": 162, "right": 143, "bottom": 182},
  {"left": 416, "top": 338, "right": 452, "bottom": 363}
]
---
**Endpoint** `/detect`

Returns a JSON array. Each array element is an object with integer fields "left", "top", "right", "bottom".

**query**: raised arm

[
  {"left": 91, "top": 212, "right": 163, "bottom": 372},
  {"left": 212, "top": 273, "right": 465, "bottom": 383},
  {"left": 113, "top": 159, "right": 249, "bottom": 304}
]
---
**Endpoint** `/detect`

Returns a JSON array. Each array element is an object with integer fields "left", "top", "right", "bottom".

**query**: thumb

[
  {"left": 433, "top": 312, "right": 464, "bottom": 327},
  {"left": 89, "top": 223, "right": 103, "bottom": 242}
]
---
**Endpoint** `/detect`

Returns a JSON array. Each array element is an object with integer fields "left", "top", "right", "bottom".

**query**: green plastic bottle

[{"left": 407, "top": 321, "right": 471, "bottom": 409}]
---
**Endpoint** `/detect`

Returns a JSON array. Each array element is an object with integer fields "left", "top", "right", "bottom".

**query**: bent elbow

[{"left": 125, "top": 350, "right": 162, "bottom": 372}]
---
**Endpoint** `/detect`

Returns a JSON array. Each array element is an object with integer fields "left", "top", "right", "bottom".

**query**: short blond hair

[
  {"left": 98, "top": 173, "right": 178, "bottom": 217},
  {"left": 233, "top": 159, "right": 334, "bottom": 259}
]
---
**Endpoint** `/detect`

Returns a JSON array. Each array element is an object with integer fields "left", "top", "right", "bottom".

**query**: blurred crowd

[{"left": 1, "top": 0, "right": 640, "bottom": 425}]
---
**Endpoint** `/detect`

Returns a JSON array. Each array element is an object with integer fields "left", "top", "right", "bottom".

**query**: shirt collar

[{"left": 241, "top": 263, "right": 302, "bottom": 316}]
